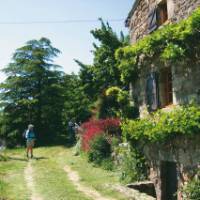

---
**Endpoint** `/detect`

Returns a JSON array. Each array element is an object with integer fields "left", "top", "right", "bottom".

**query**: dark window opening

[
  {"left": 161, "top": 161, "right": 178, "bottom": 200},
  {"left": 162, "top": 67, "right": 173, "bottom": 106},
  {"left": 148, "top": 1, "right": 168, "bottom": 33},
  {"left": 157, "top": 0, "right": 168, "bottom": 26}
]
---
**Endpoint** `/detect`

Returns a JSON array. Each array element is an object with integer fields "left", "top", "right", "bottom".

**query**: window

[
  {"left": 161, "top": 67, "right": 173, "bottom": 106},
  {"left": 157, "top": 0, "right": 168, "bottom": 26},
  {"left": 148, "top": 0, "right": 168, "bottom": 33}
]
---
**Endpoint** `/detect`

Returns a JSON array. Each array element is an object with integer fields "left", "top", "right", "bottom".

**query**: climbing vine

[
  {"left": 122, "top": 105, "right": 200, "bottom": 144},
  {"left": 116, "top": 8, "right": 200, "bottom": 83}
]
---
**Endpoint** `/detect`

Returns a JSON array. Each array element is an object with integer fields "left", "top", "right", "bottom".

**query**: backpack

[
  {"left": 22, "top": 130, "right": 27, "bottom": 138},
  {"left": 27, "top": 130, "right": 36, "bottom": 139}
]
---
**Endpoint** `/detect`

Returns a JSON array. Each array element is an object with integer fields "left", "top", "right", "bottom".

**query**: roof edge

[{"left": 125, "top": 0, "right": 140, "bottom": 27}]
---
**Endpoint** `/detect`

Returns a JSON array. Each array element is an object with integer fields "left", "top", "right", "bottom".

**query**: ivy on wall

[
  {"left": 122, "top": 105, "right": 200, "bottom": 143},
  {"left": 115, "top": 8, "right": 200, "bottom": 83}
]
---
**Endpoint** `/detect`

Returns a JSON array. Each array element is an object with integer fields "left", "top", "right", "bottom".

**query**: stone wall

[
  {"left": 174, "top": 0, "right": 200, "bottom": 22},
  {"left": 128, "top": 0, "right": 200, "bottom": 44},
  {"left": 143, "top": 134, "right": 200, "bottom": 200},
  {"left": 130, "top": 62, "right": 200, "bottom": 118},
  {"left": 172, "top": 63, "right": 200, "bottom": 105}
]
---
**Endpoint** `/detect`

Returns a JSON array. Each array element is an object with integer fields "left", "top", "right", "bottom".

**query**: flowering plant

[{"left": 81, "top": 118, "right": 121, "bottom": 151}]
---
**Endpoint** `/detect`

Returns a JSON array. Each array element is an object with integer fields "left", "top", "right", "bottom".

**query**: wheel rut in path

[
  {"left": 64, "top": 165, "right": 116, "bottom": 200},
  {"left": 24, "top": 162, "right": 43, "bottom": 200}
]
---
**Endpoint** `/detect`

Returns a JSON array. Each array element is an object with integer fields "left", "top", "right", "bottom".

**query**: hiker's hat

[{"left": 28, "top": 124, "right": 34, "bottom": 129}]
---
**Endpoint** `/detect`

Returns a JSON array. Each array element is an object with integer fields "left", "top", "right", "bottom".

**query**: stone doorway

[{"left": 161, "top": 161, "right": 178, "bottom": 200}]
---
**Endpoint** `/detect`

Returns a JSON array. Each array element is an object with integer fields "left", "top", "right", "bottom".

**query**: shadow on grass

[
  {"left": 7, "top": 156, "right": 28, "bottom": 162},
  {"left": 7, "top": 156, "right": 48, "bottom": 162},
  {"left": 36, "top": 134, "right": 76, "bottom": 148},
  {"left": 33, "top": 156, "right": 48, "bottom": 160}
]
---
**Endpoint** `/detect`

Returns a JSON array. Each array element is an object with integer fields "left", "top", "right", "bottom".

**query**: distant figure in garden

[
  {"left": 25, "top": 124, "right": 36, "bottom": 158},
  {"left": 74, "top": 122, "right": 83, "bottom": 156},
  {"left": 68, "top": 120, "right": 75, "bottom": 142},
  {"left": 74, "top": 122, "right": 80, "bottom": 134}
]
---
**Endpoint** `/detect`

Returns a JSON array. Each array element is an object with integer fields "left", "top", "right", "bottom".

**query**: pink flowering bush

[{"left": 81, "top": 118, "right": 121, "bottom": 151}]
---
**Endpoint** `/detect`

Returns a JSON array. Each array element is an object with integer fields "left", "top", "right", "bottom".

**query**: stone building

[
  {"left": 126, "top": 0, "right": 200, "bottom": 118},
  {"left": 125, "top": 0, "right": 200, "bottom": 199},
  {"left": 126, "top": 0, "right": 200, "bottom": 43}
]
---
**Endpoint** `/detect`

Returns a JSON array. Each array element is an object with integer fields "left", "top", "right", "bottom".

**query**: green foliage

[
  {"left": 106, "top": 86, "right": 129, "bottom": 105},
  {"left": 0, "top": 178, "right": 8, "bottom": 199},
  {"left": 122, "top": 105, "right": 200, "bottom": 144},
  {"left": 95, "top": 95, "right": 118, "bottom": 119},
  {"left": 160, "top": 43, "right": 185, "bottom": 61},
  {"left": 100, "top": 158, "right": 114, "bottom": 171},
  {"left": 0, "top": 154, "right": 7, "bottom": 161},
  {"left": 105, "top": 86, "right": 122, "bottom": 97},
  {"left": 0, "top": 38, "right": 64, "bottom": 145},
  {"left": 76, "top": 19, "right": 129, "bottom": 116},
  {"left": 182, "top": 174, "right": 200, "bottom": 200},
  {"left": 114, "top": 144, "right": 148, "bottom": 183},
  {"left": 105, "top": 86, "right": 139, "bottom": 119},
  {"left": 62, "top": 74, "right": 91, "bottom": 124},
  {"left": 75, "top": 20, "right": 132, "bottom": 120},
  {"left": 116, "top": 8, "right": 200, "bottom": 83},
  {"left": 88, "top": 134, "right": 111, "bottom": 166}
]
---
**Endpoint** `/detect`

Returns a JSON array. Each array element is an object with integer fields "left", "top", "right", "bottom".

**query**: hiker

[
  {"left": 68, "top": 119, "right": 75, "bottom": 142},
  {"left": 74, "top": 123, "right": 83, "bottom": 156},
  {"left": 74, "top": 122, "right": 80, "bottom": 135},
  {"left": 25, "top": 124, "right": 36, "bottom": 158}
]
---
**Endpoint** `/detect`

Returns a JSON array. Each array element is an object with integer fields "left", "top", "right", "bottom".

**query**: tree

[
  {"left": 0, "top": 38, "right": 64, "bottom": 145},
  {"left": 76, "top": 19, "right": 129, "bottom": 118},
  {"left": 90, "top": 20, "right": 129, "bottom": 93},
  {"left": 62, "top": 74, "right": 91, "bottom": 124}
]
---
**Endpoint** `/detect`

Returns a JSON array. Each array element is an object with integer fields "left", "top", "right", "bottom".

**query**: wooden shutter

[
  {"left": 148, "top": 7, "right": 157, "bottom": 33},
  {"left": 146, "top": 72, "right": 159, "bottom": 111}
]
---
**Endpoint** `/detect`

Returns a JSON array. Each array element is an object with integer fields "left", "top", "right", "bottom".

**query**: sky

[{"left": 0, "top": 0, "right": 134, "bottom": 82}]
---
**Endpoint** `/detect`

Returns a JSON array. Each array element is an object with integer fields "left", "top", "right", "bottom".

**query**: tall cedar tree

[{"left": 0, "top": 38, "right": 64, "bottom": 146}]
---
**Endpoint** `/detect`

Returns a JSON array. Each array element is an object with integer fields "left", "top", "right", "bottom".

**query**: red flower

[{"left": 81, "top": 118, "right": 121, "bottom": 151}]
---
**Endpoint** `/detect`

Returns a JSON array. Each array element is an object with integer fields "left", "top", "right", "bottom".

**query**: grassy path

[
  {"left": 0, "top": 149, "right": 29, "bottom": 200},
  {"left": 63, "top": 165, "right": 115, "bottom": 200},
  {"left": 0, "top": 146, "right": 129, "bottom": 200},
  {"left": 24, "top": 162, "right": 43, "bottom": 200}
]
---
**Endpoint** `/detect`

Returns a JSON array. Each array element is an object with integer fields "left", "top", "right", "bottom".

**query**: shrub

[
  {"left": 101, "top": 158, "right": 114, "bottom": 171},
  {"left": 81, "top": 118, "right": 121, "bottom": 151},
  {"left": 122, "top": 105, "right": 200, "bottom": 144},
  {"left": 88, "top": 134, "right": 111, "bottom": 166},
  {"left": 105, "top": 86, "right": 139, "bottom": 119},
  {"left": 114, "top": 144, "right": 148, "bottom": 183},
  {"left": 182, "top": 176, "right": 200, "bottom": 199}
]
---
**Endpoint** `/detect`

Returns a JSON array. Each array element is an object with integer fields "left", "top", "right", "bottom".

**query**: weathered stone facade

[
  {"left": 127, "top": 0, "right": 200, "bottom": 44},
  {"left": 126, "top": 1, "right": 200, "bottom": 199},
  {"left": 127, "top": 0, "right": 200, "bottom": 117},
  {"left": 130, "top": 62, "right": 200, "bottom": 118},
  {"left": 143, "top": 135, "right": 200, "bottom": 200}
]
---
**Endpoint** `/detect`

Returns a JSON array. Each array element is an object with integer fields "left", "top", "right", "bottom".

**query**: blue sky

[{"left": 0, "top": 0, "right": 134, "bottom": 81}]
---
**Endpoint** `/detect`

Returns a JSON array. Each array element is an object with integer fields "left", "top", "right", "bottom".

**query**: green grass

[
  {"left": 57, "top": 147, "right": 128, "bottom": 200},
  {"left": 32, "top": 147, "right": 91, "bottom": 200},
  {"left": 0, "top": 146, "right": 129, "bottom": 200},
  {"left": 0, "top": 148, "right": 29, "bottom": 200}
]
